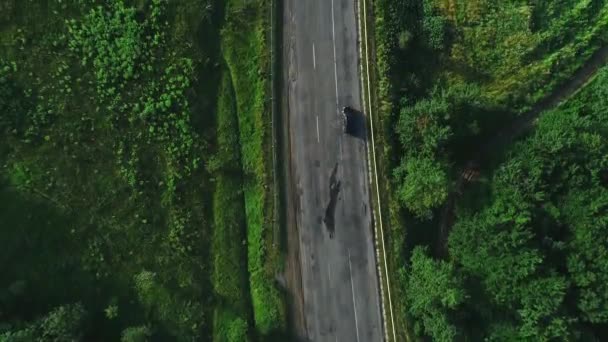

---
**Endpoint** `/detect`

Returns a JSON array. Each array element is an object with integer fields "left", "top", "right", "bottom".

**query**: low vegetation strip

[
  {"left": 221, "top": 0, "right": 286, "bottom": 336},
  {"left": 357, "top": 0, "right": 398, "bottom": 340},
  {"left": 369, "top": 0, "right": 413, "bottom": 340},
  {"left": 211, "top": 72, "right": 252, "bottom": 342}
]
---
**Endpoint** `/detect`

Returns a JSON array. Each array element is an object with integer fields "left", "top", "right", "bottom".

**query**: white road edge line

[
  {"left": 348, "top": 249, "right": 361, "bottom": 342},
  {"left": 316, "top": 115, "right": 320, "bottom": 143},
  {"left": 313, "top": 43, "right": 316, "bottom": 69},
  {"left": 360, "top": 0, "right": 397, "bottom": 340}
]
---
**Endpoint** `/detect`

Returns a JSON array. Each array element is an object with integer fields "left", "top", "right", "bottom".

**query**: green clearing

[
  {"left": 0, "top": 0, "right": 284, "bottom": 340},
  {"left": 371, "top": 0, "right": 608, "bottom": 340}
]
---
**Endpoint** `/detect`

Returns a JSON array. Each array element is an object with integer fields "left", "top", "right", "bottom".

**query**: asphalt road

[{"left": 283, "top": 0, "right": 383, "bottom": 340}]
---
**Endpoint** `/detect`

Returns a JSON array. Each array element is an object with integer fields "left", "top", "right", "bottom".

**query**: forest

[
  {"left": 372, "top": 0, "right": 608, "bottom": 340},
  {"left": 0, "top": 0, "right": 284, "bottom": 341}
]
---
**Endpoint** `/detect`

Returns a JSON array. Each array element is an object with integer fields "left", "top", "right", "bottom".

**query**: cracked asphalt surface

[{"left": 283, "top": 0, "right": 383, "bottom": 340}]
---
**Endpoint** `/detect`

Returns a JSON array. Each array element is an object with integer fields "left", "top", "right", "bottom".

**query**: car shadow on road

[{"left": 345, "top": 108, "right": 367, "bottom": 140}]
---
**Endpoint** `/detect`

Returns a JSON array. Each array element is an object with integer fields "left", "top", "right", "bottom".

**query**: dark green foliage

[
  {"left": 0, "top": 303, "right": 87, "bottom": 342},
  {"left": 224, "top": 318, "right": 248, "bottom": 342},
  {"left": 393, "top": 83, "right": 491, "bottom": 217},
  {"left": 67, "top": 1, "right": 145, "bottom": 93},
  {"left": 374, "top": 0, "right": 608, "bottom": 338},
  {"left": 38, "top": 304, "right": 87, "bottom": 342},
  {"left": 0, "top": 60, "right": 24, "bottom": 134},
  {"left": 0, "top": 0, "right": 281, "bottom": 339},
  {"left": 396, "top": 92, "right": 451, "bottom": 158},
  {"left": 121, "top": 325, "right": 152, "bottom": 342},
  {"left": 394, "top": 156, "right": 448, "bottom": 219},
  {"left": 418, "top": 68, "right": 608, "bottom": 340},
  {"left": 421, "top": 0, "right": 446, "bottom": 51},
  {"left": 407, "top": 247, "right": 466, "bottom": 342},
  {"left": 221, "top": 0, "right": 286, "bottom": 335},
  {"left": 66, "top": 0, "right": 200, "bottom": 187},
  {"left": 132, "top": 270, "right": 204, "bottom": 339},
  {"left": 563, "top": 189, "right": 608, "bottom": 323},
  {"left": 449, "top": 191, "right": 543, "bottom": 304},
  {"left": 211, "top": 72, "right": 251, "bottom": 342}
]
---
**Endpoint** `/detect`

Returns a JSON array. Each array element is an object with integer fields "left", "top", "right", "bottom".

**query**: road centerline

[
  {"left": 316, "top": 115, "right": 320, "bottom": 143},
  {"left": 313, "top": 43, "right": 316, "bottom": 69}
]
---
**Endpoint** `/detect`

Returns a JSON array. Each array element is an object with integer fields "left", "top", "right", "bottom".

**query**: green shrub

[{"left": 394, "top": 156, "right": 449, "bottom": 219}]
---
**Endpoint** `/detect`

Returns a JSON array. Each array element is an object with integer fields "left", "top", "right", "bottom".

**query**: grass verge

[
  {"left": 211, "top": 72, "right": 252, "bottom": 342},
  {"left": 220, "top": 0, "right": 286, "bottom": 336},
  {"left": 362, "top": 0, "right": 414, "bottom": 340}
]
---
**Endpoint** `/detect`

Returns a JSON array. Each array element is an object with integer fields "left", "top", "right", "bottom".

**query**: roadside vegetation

[
  {"left": 0, "top": 0, "right": 284, "bottom": 340},
  {"left": 221, "top": 0, "right": 285, "bottom": 336},
  {"left": 371, "top": 0, "right": 608, "bottom": 340}
]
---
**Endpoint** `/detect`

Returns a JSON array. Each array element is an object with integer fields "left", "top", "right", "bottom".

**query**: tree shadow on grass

[{"left": 0, "top": 182, "right": 91, "bottom": 320}]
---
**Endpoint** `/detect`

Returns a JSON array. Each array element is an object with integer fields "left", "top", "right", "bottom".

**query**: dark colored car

[{"left": 342, "top": 106, "right": 354, "bottom": 133}]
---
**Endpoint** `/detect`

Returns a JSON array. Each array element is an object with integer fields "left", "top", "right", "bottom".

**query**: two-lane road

[{"left": 283, "top": 0, "right": 383, "bottom": 340}]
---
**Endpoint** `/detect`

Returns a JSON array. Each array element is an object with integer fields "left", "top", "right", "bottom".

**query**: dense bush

[
  {"left": 373, "top": 0, "right": 608, "bottom": 339},
  {"left": 1, "top": 0, "right": 281, "bottom": 339},
  {"left": 0, "top": 303, "right": 87, "bottom": 341},
  {"left": 394, "top": 156, "right": 448, "bottom": 219},
  {"left": 0, "top": 0, "right": 220, "bottom": 340},
  {"left": 406, "top": 68, "right": 608, "bottom": 340},
  {"left": 0, "top": 60, "right": 23, "bottom": 134},
  {"left": 407, "top": 247, "right": 466, "bottom": 341}
]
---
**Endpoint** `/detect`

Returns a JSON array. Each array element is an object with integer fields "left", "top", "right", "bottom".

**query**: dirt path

[{"left": 436, "top": 46, "right": 608, "bottom": 256}]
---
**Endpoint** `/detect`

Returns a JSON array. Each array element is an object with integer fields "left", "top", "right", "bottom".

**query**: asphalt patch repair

[{"left": 323, "top": 163, "right": 341, "bottom": 239}]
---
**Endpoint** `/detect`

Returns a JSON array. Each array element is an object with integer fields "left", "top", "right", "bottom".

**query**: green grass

[
  {"left": 211, "top": 72, "right": 252, "bottom": 342},
  {"left": 220, "top": 0, "right": 286, "bottom": 336},
  {"left": 2, "top": 0, "right": 287, "bottom": 339},
  {"left": 0, "top": 1, "right": 217, "bottom": 339}
]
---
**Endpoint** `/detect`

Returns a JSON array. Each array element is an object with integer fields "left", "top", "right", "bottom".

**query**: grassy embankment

[
  {"left": 211, "top": 72, "right": 252, "bottom": 341},
  {"left": 217, "top": 0, "right": 286, "bottom": 338}
]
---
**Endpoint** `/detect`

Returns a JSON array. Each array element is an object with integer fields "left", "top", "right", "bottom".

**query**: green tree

[
  {"left": 0, "top": 303, "right": 87, "bottom": 342},
  {"left": 448, "top": 188, "right": 542, "bottom": 303},
  {"left": 394, "top": 156, "right": 449, "bottom": 219},
  {"left": 407, "top": 246, "right": 466, "bottom": 342},
  {"left": 121, "top": 325, "right": 152, "bottom": 342},
  {"left": 226, "top": 318, "right": 248, "bottom": 342},
  {"left": 38, "top": 304, "right": 87, "bottom": 342},
  {"left": 397, "top": 93, "right": 451, "bottom": 157},
  {"left": 0, "top": 60, "right": 25, "bottom": 135},
  {"left": 562, "top": 189, "right": 608, "bottom": 323},
  {"left": 421, "top": 0, "right": 446, "bottom": 51},
  {"left": 133, "top": 271, "right": 203, "bottom": 340}
]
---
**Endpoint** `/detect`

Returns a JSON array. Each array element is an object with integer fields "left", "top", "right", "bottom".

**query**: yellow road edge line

[{"left": 357, "top": 0, "right": 398, "bottom": 340}]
